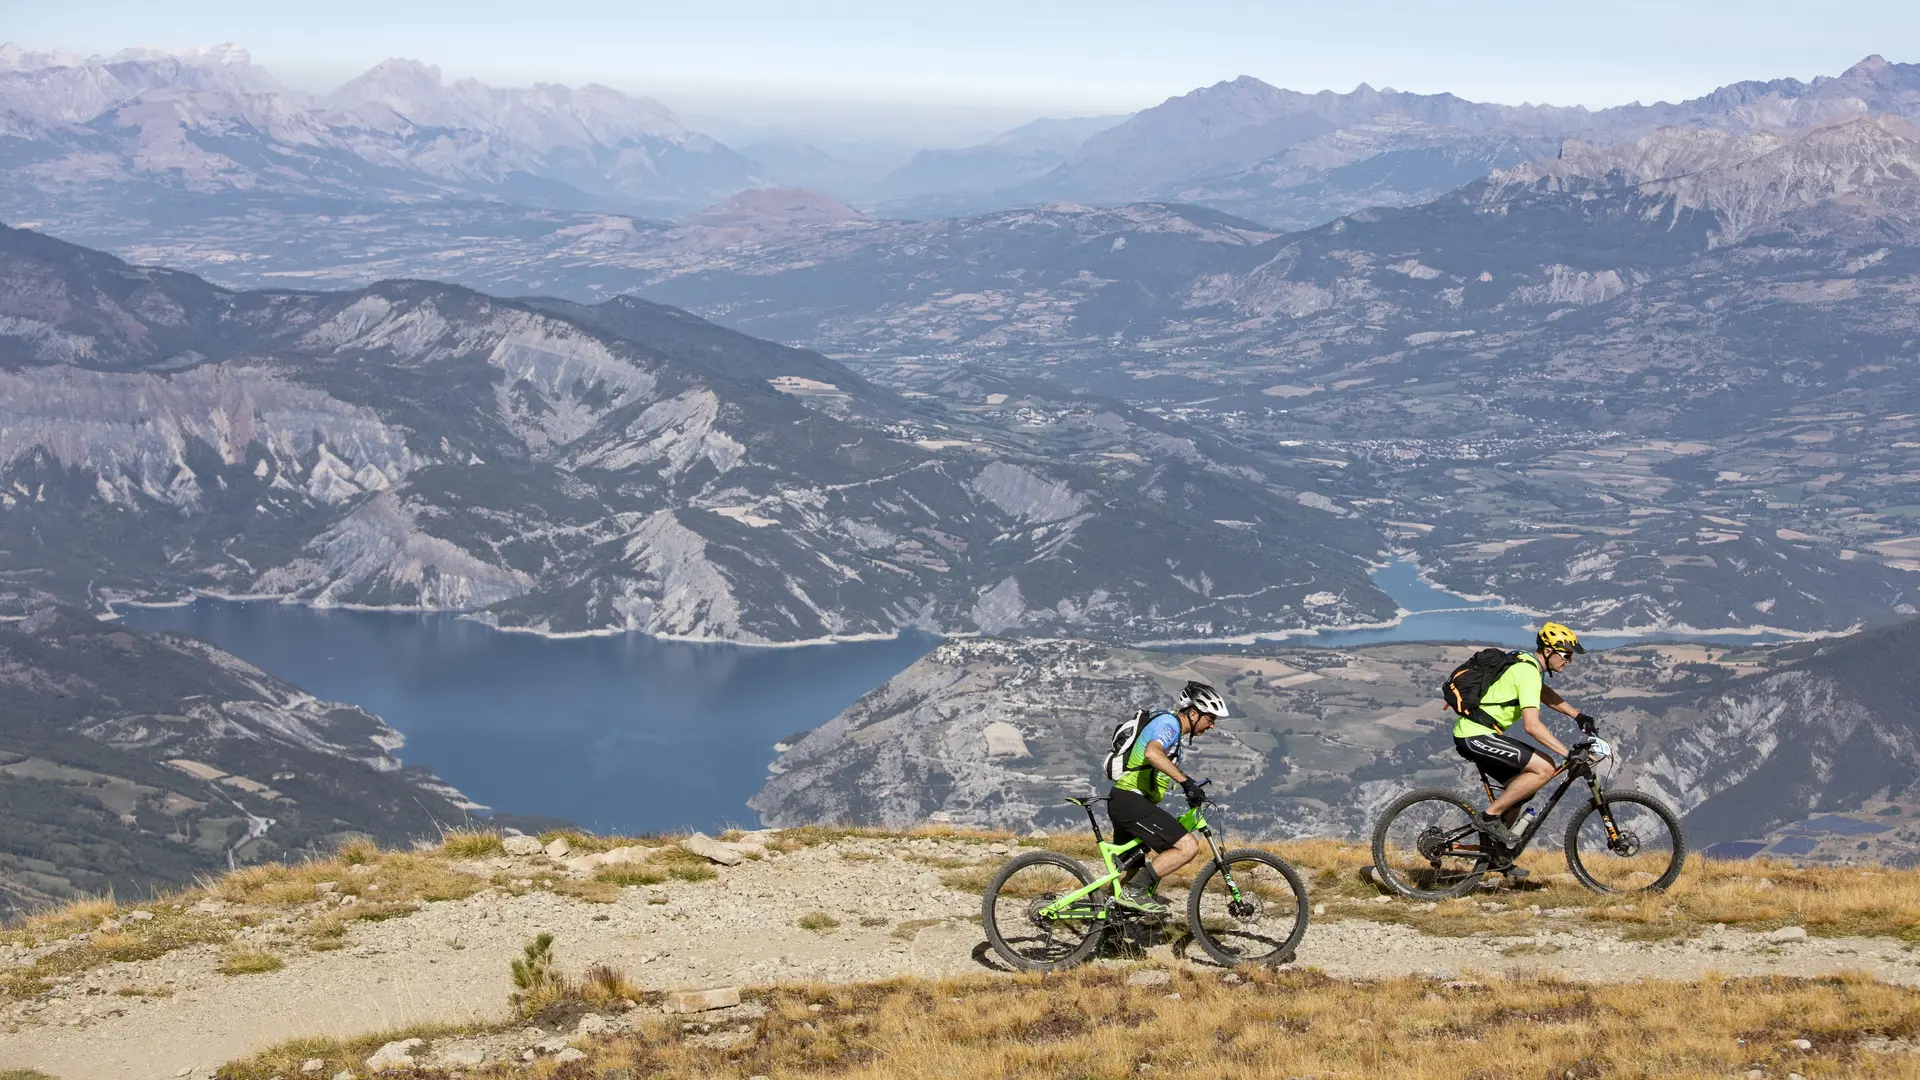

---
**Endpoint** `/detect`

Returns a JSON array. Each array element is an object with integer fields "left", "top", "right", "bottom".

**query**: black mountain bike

[
  {"left": 1371, "top": 729, "right": 1686, "bottom": 899},
  {"left": 981, "top": 786, "right": 1308, "bottom": 971}
]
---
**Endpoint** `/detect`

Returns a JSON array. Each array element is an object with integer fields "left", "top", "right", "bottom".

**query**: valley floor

[{"left": 4, "top": 832, "right": 1920, "bottom": 1079}]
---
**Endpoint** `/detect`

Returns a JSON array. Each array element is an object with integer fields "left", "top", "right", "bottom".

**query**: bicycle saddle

[{"left": 1064, "top": 796, "right": 1110, "bottom": 807}]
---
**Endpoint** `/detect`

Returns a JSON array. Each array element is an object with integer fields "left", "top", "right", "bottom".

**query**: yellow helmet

[{"left": 1537, "top": 621, "right": 1585, "bottom": 655}]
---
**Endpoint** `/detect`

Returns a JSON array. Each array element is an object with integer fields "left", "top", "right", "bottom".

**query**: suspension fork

[
  {"left": 1587, "top": 774, "right": 1623, "bottom": 844},
  {"left": 1201, "top": 829, "right": 1241, "bottom": 899}
]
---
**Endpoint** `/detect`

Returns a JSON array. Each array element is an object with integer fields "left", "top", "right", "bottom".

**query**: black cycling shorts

[
  {"left": 1454, "top": 733, "right": 1536, "bottom": 785},
  {"left": 1107, "top": 787, "right": 1186, "bottom": 853}
]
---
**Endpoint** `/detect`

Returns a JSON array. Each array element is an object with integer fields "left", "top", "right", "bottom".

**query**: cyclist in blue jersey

[{"left": 1107, "top": 680, "right": 1227, "bottom": 913}]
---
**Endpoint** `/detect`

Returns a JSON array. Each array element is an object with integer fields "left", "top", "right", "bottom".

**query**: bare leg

[
  {"left": 1487, "top": 756, "right": 1555, "bottom": 817},
  {"left": 1149, "top": 832, "right": 1201, "bottom": 879}
]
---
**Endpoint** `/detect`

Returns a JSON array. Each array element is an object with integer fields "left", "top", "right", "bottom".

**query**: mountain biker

[
  {"left": 1455, "top": 622, "right": 1598, "bottom": 849},
  {"left": 1108, "top": 680, "right": 1226, "bottom": 913}
]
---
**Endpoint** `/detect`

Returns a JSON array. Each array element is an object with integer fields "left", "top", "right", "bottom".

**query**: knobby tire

[
  {"left": 1563, "top": 789, "right": 1688, "bottom": 893},
  {"left": 1371, "top": 787, "right": 1494, "bottom": 900},
  {"left": 1185, "top": 848, "right": 1309, "bottom": 967},
  {"left": 980, "top": 850, "right": 1106, "bottom": 972}
]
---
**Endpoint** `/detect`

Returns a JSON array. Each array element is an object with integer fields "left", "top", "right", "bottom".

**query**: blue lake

[
  {"left": 117, "top": 560, "right": 1784, "bottom": 833},
  {"left": 117, "top": 601, "right": 938, "bottom": 835}
]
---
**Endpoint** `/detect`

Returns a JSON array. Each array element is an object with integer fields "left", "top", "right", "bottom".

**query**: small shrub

[
  {"left": 798, "top": 912, "right": 841, "bottom": 933},
  {"left": 510, "top": 933, "right": 568, "bottom": 1016},
  {"left": 219, "top": 948, "right": 284, "bottom": 975},
  {"left": 669, "top": 863, "right": 717, "bottom": 883}
]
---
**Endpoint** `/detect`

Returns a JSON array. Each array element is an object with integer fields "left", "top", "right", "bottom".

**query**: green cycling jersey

[{"left": 1452, "top": 651, "right": 1544, "bottom": 739}]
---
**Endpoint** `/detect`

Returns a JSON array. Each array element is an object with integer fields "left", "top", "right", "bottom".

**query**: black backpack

[{"left": 1441, "top": 648, "right": 1525, "bottom": 723}]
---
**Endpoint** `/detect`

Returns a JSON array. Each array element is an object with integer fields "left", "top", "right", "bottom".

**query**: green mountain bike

[
  {"left": 1371, "top": 730, "right": 1687, "bottom": 900},
  {"left": 981, "top": 785, "right": 1308, "bottom": 971}
]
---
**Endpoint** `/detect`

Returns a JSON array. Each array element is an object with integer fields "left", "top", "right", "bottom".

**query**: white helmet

[{"left": 1178, "top": 680, "right": 1229, "bottom": 718}]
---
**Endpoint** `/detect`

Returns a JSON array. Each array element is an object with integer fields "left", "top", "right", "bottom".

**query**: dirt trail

[{"left": 6, "top": 837, "right": 1918, "bottom": 1080}]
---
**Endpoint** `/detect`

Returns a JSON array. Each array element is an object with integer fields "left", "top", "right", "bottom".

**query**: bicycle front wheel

[
  {"left": 980, "top": 851, "right": 1106, "bottom": 972},
  {"left": 1371, "top": 788, "right": 1494, "bottom": 900},
  {"left": 1186, "top": 849, "right": 1308, "bottom": 967},
  {"left": 1563, "top": 789, "right": 1686, "bottom": 893}
]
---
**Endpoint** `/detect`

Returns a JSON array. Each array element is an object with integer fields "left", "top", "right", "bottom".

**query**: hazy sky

[{"left": 7, "top": 0, "right": 1919, "bottom": 144}]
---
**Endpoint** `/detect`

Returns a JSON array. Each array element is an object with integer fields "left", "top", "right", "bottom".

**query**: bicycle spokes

[
  {"left": 1570, "top": 797, "right": 1681, "bottom": 892},
  {"left": 1190, "top": 851, "right": 1306, "bottom": 966},
  {"left": 990, "top": 862, "right": 1102, "bottom": 963},
  {"left": 1375, "top": 793, "right": 1491, "bottom": 899}
]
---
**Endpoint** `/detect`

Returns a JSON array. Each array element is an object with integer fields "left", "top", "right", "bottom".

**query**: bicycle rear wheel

[
  {"left": 980, "top": 851, "right": 1106, "bottom": 972},
  {"left": 1371, "top": 788, "right": 1494, "bottom": 900},
  {"left": 1563, "top": 790, "right": 1686, "bottom": 893},
  {"left": 1186, "top": 849, "right": 1308, "bottom": 967}
]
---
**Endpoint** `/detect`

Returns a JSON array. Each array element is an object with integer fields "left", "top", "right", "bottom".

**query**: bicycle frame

[
  {"left": 1035, "top": 798, "right": 1234, "bottom": 921},
  {"left": 1463, "top": 751, "right": 1621, "bottom": 858}
]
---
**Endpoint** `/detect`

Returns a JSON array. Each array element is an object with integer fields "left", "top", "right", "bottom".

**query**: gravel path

[{"left": 6, "top": 838, "right": 1917, "bottom": 1080}]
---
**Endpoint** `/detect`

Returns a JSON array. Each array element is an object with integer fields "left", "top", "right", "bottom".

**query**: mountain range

[
  {"left": 0, "top": 44, "right": 760, "bottom": 218},
  {"left": 0, "top": 222, "right": 1388, "bottom": 643},
  {"left": 7, "top": 45, "right": 1919, "bottom": 238}
]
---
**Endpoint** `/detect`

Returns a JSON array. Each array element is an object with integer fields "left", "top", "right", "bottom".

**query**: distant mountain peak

[{"left": 1845, "top": 54, "right": 1892, "bottom": 76}]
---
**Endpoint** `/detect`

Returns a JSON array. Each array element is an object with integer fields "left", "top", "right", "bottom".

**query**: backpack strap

[
  {"left": 1472, "top": 652, "right": 1540, "bottom": 725},
  {"left": 1125, "top": 710, "right": 1175, "bottom": 775}
]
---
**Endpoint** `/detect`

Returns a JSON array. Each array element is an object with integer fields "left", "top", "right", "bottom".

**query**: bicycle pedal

[{"left": 1500, "top": 866, "right": 1531, "bottom": 880}]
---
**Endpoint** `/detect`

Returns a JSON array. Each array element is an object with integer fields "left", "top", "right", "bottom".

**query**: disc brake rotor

[
  {"left": 1607, "top": 829, "right": 1643, "bottom": 857},
  {"left": 1415, "top": 824, "right": 1449, "bottom": 862},
  {"left": 1227, "top": 896, "right": 1258, "bottom": 920}
]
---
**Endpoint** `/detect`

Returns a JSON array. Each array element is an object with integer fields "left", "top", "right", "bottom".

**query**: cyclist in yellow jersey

[{"left": 1454, "top": 622, "right": 1597, "bottom": 848}]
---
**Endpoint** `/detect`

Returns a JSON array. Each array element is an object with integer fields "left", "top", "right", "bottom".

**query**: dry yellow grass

[
  {"left": 594, "top": 865, "right": 667, "bottom": 887},
  {"left": 217, "top": 965, "right": 1920, "bottom": 1079},
  {"left": 436, "top": 829, "right": 505, "bottom": 858},
  {"left": 217, "top": 948, "right": 284, "bottom": 975},
  {"left": 216, "top": 849, "right": 481, "bottom": 909},
  {"left": 0, "top": 906, "right": 233, "bottom": 999}
]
